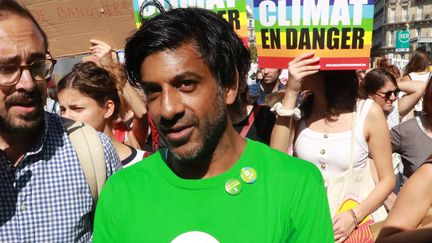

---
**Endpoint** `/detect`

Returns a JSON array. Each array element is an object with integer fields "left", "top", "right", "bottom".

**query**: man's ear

[
  {"left": 225, "top": 74, "right": 239, "bottom": 105},
  {"left": 103, "top": 100, "right": 115, "bottom": 119}
]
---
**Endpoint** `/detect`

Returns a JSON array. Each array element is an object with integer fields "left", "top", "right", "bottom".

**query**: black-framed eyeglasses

[
  {"left": 0, "top": 58, "right": 57, "bottom": 87},
  {"left": 375, "top": 89, "right": 400, "bottom": 100}
]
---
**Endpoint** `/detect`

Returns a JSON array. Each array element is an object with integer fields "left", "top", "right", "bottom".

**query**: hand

[
  {"left": 333, "top": 211, "right": 357, "bottom": 243},
  {"left": 285, "top": 52, "right": 320, "bottom": 94},
  {"left": 89, "top": 39, "right": 114, "bottom": 67}
]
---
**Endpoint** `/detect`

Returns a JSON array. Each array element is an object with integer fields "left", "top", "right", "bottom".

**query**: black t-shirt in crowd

[{"left": 233, "top": 105, "right": 276, "bottom": 145}]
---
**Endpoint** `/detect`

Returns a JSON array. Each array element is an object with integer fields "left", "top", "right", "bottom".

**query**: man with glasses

[{"left": 0, "top": 1, "right": 121, "bottom": 242}]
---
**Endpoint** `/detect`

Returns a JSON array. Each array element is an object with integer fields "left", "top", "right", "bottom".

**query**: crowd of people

[{"left": 0, "top": 0, "right": 431, "bottom": 242}]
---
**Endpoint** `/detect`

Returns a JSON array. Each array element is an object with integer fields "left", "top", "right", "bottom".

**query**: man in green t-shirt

[{"left": 93, "top": 5, "right": 333, "bottom": 243}]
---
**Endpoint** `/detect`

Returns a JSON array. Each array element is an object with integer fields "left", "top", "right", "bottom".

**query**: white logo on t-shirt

[{"left": 171, "top": 231, "right": 219, "bottom": 243}]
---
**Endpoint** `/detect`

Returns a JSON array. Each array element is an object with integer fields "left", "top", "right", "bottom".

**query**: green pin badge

[
  {"left": 240, "top": 167, "right": 257, "bottom": 184},
  {"left": 225, "top": 179, "right": 242, "bottom": 195}
]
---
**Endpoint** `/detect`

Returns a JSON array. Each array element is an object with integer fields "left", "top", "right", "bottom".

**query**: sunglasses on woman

[{"left": 375, "top": 89, "right": 400, "bottom": 100}]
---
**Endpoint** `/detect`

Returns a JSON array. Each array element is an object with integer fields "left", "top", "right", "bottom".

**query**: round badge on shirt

[
  {"left": 225, "top": 179, "right": 242, "bottom": 195},
  {"left": 240, "top": 167, "right": 257, "bottom": 184}
]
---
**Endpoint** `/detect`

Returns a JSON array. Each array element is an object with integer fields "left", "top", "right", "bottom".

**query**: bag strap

[
  {"left": 347, "top": 100, "right": 364, "bottom": 172},
  {"left": 62, "top": 118, "right": 106, "bottom": 204},
  {"left": 240, "top": 105, "right": 263, "bottom": 137}
]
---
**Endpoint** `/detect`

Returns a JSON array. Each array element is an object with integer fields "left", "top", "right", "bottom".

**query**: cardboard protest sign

[
  {"left": 20, "top": 0, "right": 136, "bottom": 57},
  {"left": 133, "top": 0, "right": 248, "bottom": 44},
  {"left": 253, "top": 0, "right": 374, "bottom": 70}
]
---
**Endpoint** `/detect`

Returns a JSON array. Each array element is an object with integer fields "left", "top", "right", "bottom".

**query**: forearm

[
  {"left": 398, "top": 81, "right": 426, "bottom": 94},
  {"left": 358, "top": 103, "right": 395, "bottom": 221},
  {"left": 377, "top": 164, "right": 432, "bottom": 243},
  {"left": 353, "top": 175, "right": 394, "bottom": 222},
  {"left": 397, "top": 81, "right": 426, "bottom": 117},
  {"left": 378, "top": 228, "right": 432, "bottom": 243},
  {"left": 270, "top": 91, "right": 298, "bottom": 152},
  {"left": 122, "top": 82, "right": 147, "bottom": 118}
]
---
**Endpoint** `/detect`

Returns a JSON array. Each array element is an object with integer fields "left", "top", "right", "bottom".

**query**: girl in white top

[
  {"left": 367, "top": 58, "right": 426, "bottom": 129},
  {"left": 402, "top": 48, "right": 431, "bottom": 115},
  {"left": 363, "top": 60, "right": 425, "bottom": 210},
  {"left": 294, "top": 99, "right": 372, "bottom": 178},
  {"left": 271, "top": 53, "right": 395, "bottom": 243},
  {"left": 403, "top": 48, "right": 431, "bottom": 82}
]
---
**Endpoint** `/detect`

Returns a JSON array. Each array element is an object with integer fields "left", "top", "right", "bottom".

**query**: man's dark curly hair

[{"left": 124, "top": 2, "right": 251, "bottom": 108}]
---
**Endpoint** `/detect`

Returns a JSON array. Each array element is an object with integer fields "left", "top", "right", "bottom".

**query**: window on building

[
  {"left": 417, "top": 28, "right": 421, "bottom": 37},
  {"left": 416, "top": 3, "right": 424, "bottom": 20},
  {"left": 387, "top": 30, "right": 394, "bottom": 46},
  {"left": 402, "top": 7, "right": 408, "bottom": 22},
  {"left": 388, "top": 8, "right": 395, "bottom": 23}
]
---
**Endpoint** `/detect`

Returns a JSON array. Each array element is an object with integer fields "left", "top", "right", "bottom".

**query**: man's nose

[
  {"left": 159, "top": 86, "right": 184, "bottom": 121},
  {"left": 15, "top": 69, "right": 37, "bottom": 91}
]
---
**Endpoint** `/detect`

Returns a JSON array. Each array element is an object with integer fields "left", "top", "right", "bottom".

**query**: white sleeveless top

[
  {"left": 408, "top": 71, "right": 431, "bottom": 82},
  {"left": 387, "top": 100, "right": 400, "bottom": 129},
  {"left": 294, "top": 99, "right": 373, "bottom": 178},
  {"left": 409, "top": 72, "right": 431, "bottom": 112}
]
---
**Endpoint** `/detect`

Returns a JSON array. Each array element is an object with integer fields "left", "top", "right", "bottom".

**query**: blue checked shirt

[{"left": 0, "top": 112, "right": 122, "bottom": 242}]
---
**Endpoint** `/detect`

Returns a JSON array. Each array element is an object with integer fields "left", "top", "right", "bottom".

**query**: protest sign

[
  {"left": 20, "top": 0, "right": 136, "bottom": 57},
  {"left": 133, "top": 0, "right": 248, "bottom": 43},
  {"left": 253, "top": 0, "right": 374, "bottom": 70}
]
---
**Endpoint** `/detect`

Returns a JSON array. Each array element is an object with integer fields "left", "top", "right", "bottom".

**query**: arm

[
  {"left": 89, "top": 39, "right": 149, "bottom": 148},
  {"left": 333, "top": 103, "right": 395, "bottom": 242},
  {"left": 355, "top": 103, "right": 396, "bottom": 223},
  {"left": 376, "top": 163, "right": 432, "bottom": 243},
  {"left": 397, "top": 81, "right": 426, "bottom": 118},
  {"left": 120, "top": 83, "right": 149, "bottom": 148},
  {"left": 270, "top": 53, "right": 320, "bottom": 152},
  {"left": 121, "top": 82, "right": 148, "bottom": 119},
  {"left": 369, "top": 157, "right": 398, "bottom": 211},
  {"left": 401, "top": 74, "right": 411, "bottom": 82}
]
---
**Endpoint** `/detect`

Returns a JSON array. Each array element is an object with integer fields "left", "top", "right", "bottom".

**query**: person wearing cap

[{"left": 93, "top": 5, "right": 333, "bottom": 243}]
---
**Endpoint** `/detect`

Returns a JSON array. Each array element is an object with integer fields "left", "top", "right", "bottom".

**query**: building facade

[{"left": 372, "top": 0, "right": 432, "bottom": 68}]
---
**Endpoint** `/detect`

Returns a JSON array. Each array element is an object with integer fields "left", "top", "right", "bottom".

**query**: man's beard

[
  {"left": 0, "top": 90, "right": 45, "bottom": 135},
  {"left": 163, "top": 88, "right": 228, "bottom": 167}
]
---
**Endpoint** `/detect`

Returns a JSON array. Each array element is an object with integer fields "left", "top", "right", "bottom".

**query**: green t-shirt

[{"left": 93, "top": 140, "right": 333, "bottom": 242}]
